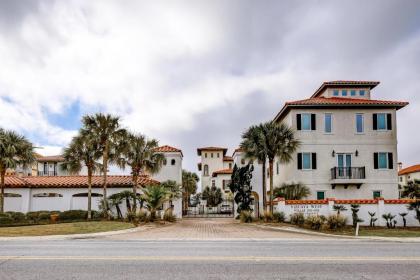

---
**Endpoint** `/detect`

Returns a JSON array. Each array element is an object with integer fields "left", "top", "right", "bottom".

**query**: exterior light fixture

[
  {"left": 355, "top": 150, "right": 359, "bottom": 157},
  {"left": 332, "top": 150, "right": 335, "bottom": 157}
]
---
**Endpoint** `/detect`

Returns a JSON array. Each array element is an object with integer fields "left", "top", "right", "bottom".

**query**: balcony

[
  {"left": 38, "top": 171, "right": 58, "bottom": 176},
  {"left": 330, "top": 167, "right": 365, "bottom": 189}
]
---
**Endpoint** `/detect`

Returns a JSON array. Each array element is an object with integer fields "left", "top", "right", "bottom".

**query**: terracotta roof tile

[
  {"left": 197, "top": 147, "right": 228, "bottom": 156},
  {"left": 212, "top": 168, "right": 233, "bottom": 177},
  {"left": 223, "top": 156, "right": 233, "bottom": 161},
  {"left": 36, "top": 155, "right": 65, "bottom": 162},
  {"left": 312, "top": 80, "right": 380, "bottom": 98},
  {"left": 154, "top": 145, "right": 183, "bottom": 156},
  {"left": 399, "top": 164, "right": 420, "bottom": 176}
]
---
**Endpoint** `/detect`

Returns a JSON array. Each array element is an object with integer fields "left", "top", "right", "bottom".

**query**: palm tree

[
  {"left": 261, "top": 122, "right": 300, "bottom": 214},
  {"left": 161, "top": 180, "right": 182, "bottom": 210},
  {"left": 0, "top": 129, "right": 35, "bottom": 213},
  {"left": 61, "top": 134, "right": 101, "bottom": 219},
  {"left": 182, "top": 170, "right": 199, "bottom": 212},
  {"left": 80, "top": 114, "right": 127, "bottom": 218},
  {"left": 333, "top": 205, "right": 347, "bottom": 216},
  {"left": 118, "top": 133, "right": 164, "bottom": 214},
  {"left": 240, "top": 124, "right": 268, "bottom": 212},
  {"left": 142, "top": 184, "right": 170, "bottom": 221},
  {"left": 273, "top": 182, "right": 310, "bottom": 200}
]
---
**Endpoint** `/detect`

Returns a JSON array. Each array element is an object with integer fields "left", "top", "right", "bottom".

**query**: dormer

[{"left": 311, "top": 81, "right": 380, "bottom": 100}]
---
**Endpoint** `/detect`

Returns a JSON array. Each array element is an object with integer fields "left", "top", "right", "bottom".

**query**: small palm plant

[
  {"left": 161, "top": 180, "right": 182, "bottom": 211},
  {"left": 382, "top": 213, "right": 397, "bottom": 229},
  {"left": 350, "top": 204, "right": 363, "bottom": 228},
  {"left": 142, "top": 184, "right": 170, "bottom": 221},
  {"left": 399, "top": 212, "right": 408, "bottom": 228},
  {"left": 273, "top": 182, "right": 310, "bottom": 200},
  {"left": 368, "top": 211, "right": 377, "bottom": 227},
  {"left": 333, "top": 205, "right": 347, "bottom": 216}
]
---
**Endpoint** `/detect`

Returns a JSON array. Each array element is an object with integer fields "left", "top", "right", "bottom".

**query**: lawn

[
  {"left": 343, "top": 227, "right": 420, "bottom": 238},
  {"left": 0, "top": 221, "right": 135, "bottom": 237}
]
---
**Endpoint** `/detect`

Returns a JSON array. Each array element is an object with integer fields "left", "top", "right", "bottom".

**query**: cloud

[{"left": 0, "top": 0, "right": 419, "bottom": 173}]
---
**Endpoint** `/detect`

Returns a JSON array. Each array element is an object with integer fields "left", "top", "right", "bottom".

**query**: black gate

[{"left": 182, "top": 202, "right": 234, "bottom": 218}]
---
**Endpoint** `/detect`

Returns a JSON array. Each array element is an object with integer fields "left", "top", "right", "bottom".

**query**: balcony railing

[
  {"left": 38, "top": 171, "right": 58, "bottom": 176},
  {"left": 331, "top": 167, "right": 365, "bottom": 180}
]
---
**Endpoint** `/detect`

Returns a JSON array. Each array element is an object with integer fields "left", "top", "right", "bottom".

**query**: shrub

[
  {"left": 272, "top": 211, "right": 286, "bottom": 223},
  {"left": 38, "top": 212, "right": 52, "bottom": 222},
  {"left": 5, "top": 211, "right": 26, "bottom": 223},
  {"left": 326, "top": 215, "right": 347, "bottom": 230},
  {"left": 305, "top": 215, "right": 326, "bottom": 230},
  {"left": 26, "top": 211, "right": 51, "bottom": 223},
  {"left": 0, "top": 213, "right": 13, "bottom": 225},
  {"left": 290, "top": 213, "right": 305, "bottom": 226},
  {"left": 240, "top": 210, "right": 254, "bottom": 223},
  {"left": 137, "top": 210, "right": 151, "bottom": 223},
  {"left": 262, "top": 211, "right": 273, "bottom": 222},
  {"left": 59, "top": 210, "right": 87, "bottom": 221},
  {"left": 163, "top": 210, "right": 177, "bottom": 222},
  {"left": 91, "top": 210, "right": 102, "bottom": 220},
  {"left": 126, "top": 211, "right": 136, "bottom": 222}
]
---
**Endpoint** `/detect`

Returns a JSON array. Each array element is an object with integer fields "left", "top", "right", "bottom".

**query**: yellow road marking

[{"left": 0, "top": 256, "right": 419, "bottom": 262}]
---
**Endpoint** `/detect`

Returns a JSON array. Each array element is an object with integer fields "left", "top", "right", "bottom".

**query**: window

[
  {"left": 317, "top": 191, "right": 325, "bottom": 200},
  {"left": 33, "top": 193, "right": 63, "bottom": 197},
  {"left": 350, "top": 90, "right": 356, "bottom": 96},
  {"left": 229, "top": 163, "right": 232, "bottom": 169},
  {"left": 324, "top": 113, "right": 332, "bottom": 133},
  {"left": 163, "top": 159, "right": 167, "bottom": 165},
  {"left": 203, "top": 165, "right": 209, "bottom": 176},
  {"left": 211, "top": 153, "right": 214, "bottom": 158},
  {"left": 360, "top": 90, "right": 365, "bottom": 96},
  {"left": 342, "top": 90, "right": 347, "bottom": 96},
  {"left": 373, "top": 191, "right": 382, "bottom": 199},
  {"left": 356, "top": 114, "right": 364, "bottom": 133},
  {"left": 297, "top": 114, "right": 316, "bottom": 131},
  {"left": 399, "top": 177, "right": 402, "bottom": 182},
  {"left": 205, "top": 153, "right": 207, "bottom": 158},
  {"left": 297, "top": 153, "right": 317, "bottom": 170},
  {"left": 374, "top": 152, "right": 393, "bottom": 169},
  {"left": 217, "top": 153, "right": 220, "bottom": 158},
  {"left": 4, "top": 193, "right": 22, "bottom": 197},
  {"left": 212, "top": 180, "right": 216, "bottom": 187},
  {"left": 73, "top": 193, "right": 103, "bottom": 197},
  {"left": 373, "top": 113, "right": 392, "bottom": 131},
  {"left": 276, "top": 162, "right": 279, "bottom": 175},
  {"left": 171, "top": 159, "right": 176, "bottom": 165},
  {"left": 333, "top": 90, "right": 339, "bottom": 96},
  {"left": 241, "top": 159, "right": 245, "bottom": 165}
]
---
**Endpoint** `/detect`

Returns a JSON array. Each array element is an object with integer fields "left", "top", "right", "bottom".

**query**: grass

[{"left": 0, "top": 221, "right": 135, "bottom": 237}]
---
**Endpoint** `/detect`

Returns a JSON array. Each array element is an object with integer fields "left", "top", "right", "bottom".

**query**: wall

[
  {"left": 199, "top": 150, "right": 225, "bottom": 191},
  {"left": 274, "top": 198, "right": 419, "bottom": 227}
]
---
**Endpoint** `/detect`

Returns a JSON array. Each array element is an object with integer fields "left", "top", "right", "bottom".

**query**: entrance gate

[{"left": 182, "top": 201, "right": 234, "bottom": 218}]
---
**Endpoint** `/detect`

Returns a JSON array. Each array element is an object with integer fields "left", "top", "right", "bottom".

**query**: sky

[{"left": 0, "top": 0, "right": 419, "bottom": 175}]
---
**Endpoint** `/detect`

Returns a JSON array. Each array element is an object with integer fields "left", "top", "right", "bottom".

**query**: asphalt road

[{"left": 1, "top": 239, "right": 420, "bottom": 280}]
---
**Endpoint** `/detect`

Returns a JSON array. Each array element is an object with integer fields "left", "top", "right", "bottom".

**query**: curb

[
  {"left": 251, "top": 224, "right": 420, "bottom": 243},
  {"left": 0, "top": 226, "right": 145, "bottom": 241}
]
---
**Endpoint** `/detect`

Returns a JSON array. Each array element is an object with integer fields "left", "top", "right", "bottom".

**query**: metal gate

[{"left": 182, "top": 202, "right": 234, "bottom": 218}]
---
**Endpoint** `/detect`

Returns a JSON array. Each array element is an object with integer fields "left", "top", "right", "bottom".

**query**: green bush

[
  {"left": 290, "top": 213, "right": 305, "bottom": 226},
  {"left": 59, "top": 210, "right": 87, "bottom": 221},
  {"left": 137, "top": 210, "right": 150, "bottom": 223},
  {"left": 163, "top": 210, "right": 177, "bottom": 222},
  {"left": 26, "top": 211, "right": 52, "bottom": 223},
  {"left": 240, "top": 210, "right": 254, "bottom": 223},
  {"left": 272, "top": 212, "right": 286, "bottom": 223},
  {"left": 38, "top": 212, "right": 52, "bottom": 222},
  {"left": 0, "top": 213, "right": 13, "bottom": 225},
  {"left": 305, "top": 215, "right": 326, "bottom": 230},
  {"left": 326, "top": 215, "right": 347, "bottom": 230},
  {"left": 5, "top": 211, "right": 26, "bottom": 223}
]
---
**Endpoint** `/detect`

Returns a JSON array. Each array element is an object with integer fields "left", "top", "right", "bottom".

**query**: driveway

[{"left": 106, "top": 218, "right": 331, "bottom": 240}]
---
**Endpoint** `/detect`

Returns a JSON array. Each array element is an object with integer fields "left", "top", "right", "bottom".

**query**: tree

[
  {"left": 229, "top": 164, "right": 254, "bottom": 214},
  {"left": 350, "top": 204, "right": 363, "bottom": 228},
  {"left": 260, "top": 122, "right": 300, "bottom": 214},
  {"left": 118, "top": 133, "right": 164, "bottom": 214},
  {"left": 0, "top": 129, "right": 35, "bottom": 213},
  {"left": 142, "top": 184, "right": 170, "bottom": 221},
  {"left": 333, "top": 205, "right": 347, "bottom": 216},
  {"left": 273, "top": 182, "right": 310, "bottom": 200},
  {"left": 80, "top": 113, "right": 127, "bottom": 218},
  {"left": 182, "top": 170, "right": 199, "bottom": 211},
  {"left": 240, "top": 124, "right": 268, "bottom": 212},
  {"left": 161, "top": 180, "right": 182, "bottom": 209},
  {"left": 61, "top": 133, "right": 101, "bottom": 219},
  {"left": 402, "top": 180, "right": 420, "bottom": 224},
  {"left": 202, "top": 186, "right": 223, "bottom": 207}
]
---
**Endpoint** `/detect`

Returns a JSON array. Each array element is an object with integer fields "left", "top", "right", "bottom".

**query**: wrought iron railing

[
  {"left": 331, "top": 167, "right": 365, "bottom": 180},
  {"left": 38, "top": 171, "right": 58, "bottom": 176}
]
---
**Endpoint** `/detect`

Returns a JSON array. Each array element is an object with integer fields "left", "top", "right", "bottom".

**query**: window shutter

[
  {"left": 387, "top": 113, "right": 392, "bottom": 130},
  {"left": 373, "top": 153, "right": 378, "bottom": 169},
  {"left": 297, "top": 153, "right": 302, "bottom": 170},
  {"left": 373, "top": 114, "right": 377, "bottom": 130},
  {"left": 296, "top": 114, "right": 301, "bottom": 130},
  {"left": 311, "top": 153, "right": 317, "bottom": 169},
  {"left": 388, "top": 153, "right": 393, "bottom": 169},
  {"left": 311, "top": 114, "right": 316, "bottom": 130}
]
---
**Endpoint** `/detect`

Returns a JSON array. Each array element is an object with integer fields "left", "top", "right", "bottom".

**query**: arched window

[
  {"left": 171, "top": 159, "right": 176, "bottom": 165},
  {"left": 33, "top": 193, "right": 63, "bottom": 197},
  {"left": 4, "top": 193, "right": 22, "bottom": 197},
  {"left": 73, "top": 193, "right": 103, "bottom": 197},
  {"left": 204, "top": 164, "right": 209, "bottom": 176}
]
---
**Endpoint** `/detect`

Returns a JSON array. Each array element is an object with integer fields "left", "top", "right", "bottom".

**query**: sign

[{"left": 291, "top": 204, "right": 323, "bottom": 215}]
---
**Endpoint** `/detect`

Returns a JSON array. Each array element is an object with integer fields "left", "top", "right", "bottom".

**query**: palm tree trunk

[
  {"left": 261, "top": 160, "right": 267, "bottom": 214},
  {"left": 87, "top": 168, "right": 92, "bottom": 220},
  {"left": 269, "top": 160, "right": 274, "bottom": 214},
  {"left": 102, "top": 144, "right": 109, "bottom": 219},
  {"left": 132, "top": 173, "right": 138, "bottom": 214},
  {"left": 0, "top": 167, "right": 5, "bottom": 213}
]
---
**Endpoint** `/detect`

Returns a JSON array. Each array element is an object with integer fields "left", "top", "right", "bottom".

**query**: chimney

[{"left": 398, "top": 162, "right": 403, "bottom": 171}]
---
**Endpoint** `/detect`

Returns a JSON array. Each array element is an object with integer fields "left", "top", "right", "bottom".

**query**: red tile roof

[
  {"left": 197, "top": 147, "right": 227, "bottom": 156},
  {"left": 223, "top": 156, "right": 233, "bottom": 161},
  {"left": 154, "top": 145, "right": 183, "bottom": 156},
  {"left": 399, "top": 164, "right": 420, "bottom": 176},
  {"left": 274, "top": 97, "right": 408, "bottom": 122},
  {"left": 212, "top": 168, "right": 233, "bottom": 177},
  {"left": 311, "top": 80, "right": 380, "bottom": 98},
  {"left": 36, "top": 155, "right": 65, "bottom": 162},
  {"left": 4, "top": 175, "right": 159, "bottom": 188}
]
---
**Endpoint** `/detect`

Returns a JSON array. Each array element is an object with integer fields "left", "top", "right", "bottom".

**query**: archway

[{"left": 251, "top": 191, "right": 260, "bottom": 218}]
